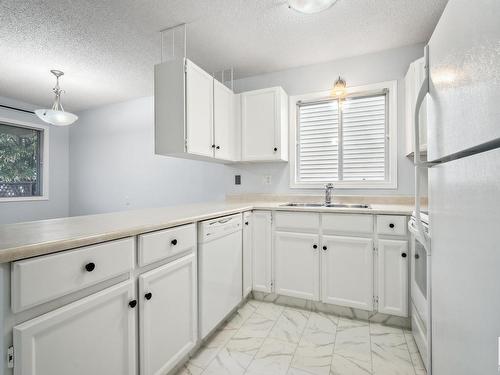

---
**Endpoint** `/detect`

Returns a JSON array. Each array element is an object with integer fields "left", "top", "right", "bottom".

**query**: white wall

[
  {"left": 69, "top": 96, "right": 227, "bottom": 216},
  {"left": 0, "top": 96, "right": 69, "bottom": 224},
  {"left": 226, "top": 43, "right": 425, "bottom": 196}
]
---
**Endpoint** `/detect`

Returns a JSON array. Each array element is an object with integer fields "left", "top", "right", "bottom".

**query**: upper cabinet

[
  {"left": 155, "top": 59, "right": 288, "bottom": 163},
  {"left": 241, "top": 87, "right": 288, "bottom": 162},
  {"left": 405, "top": 57, "right": 427, "bottom": 158},
  {"left": 155, "top": 58, "right": 236, "bottom": 163}
]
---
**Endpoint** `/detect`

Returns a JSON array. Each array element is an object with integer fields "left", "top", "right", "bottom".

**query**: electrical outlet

[
  {"left": 263, "top": 175, "right": 272, "bottom": 185},
  {"left": 235, "top": 175, "right": 241, "bottom": 185}
]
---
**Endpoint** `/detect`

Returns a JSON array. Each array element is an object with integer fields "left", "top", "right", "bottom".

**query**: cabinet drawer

[
  {"left": 138, "top": 223, "right": 196, "bottom": 266},
  {"left": 322, "top": 214, "right": 373, "bottom": 235},
  {"left": 12, "top": 238, "right": 134, "bottom": 313},
  {"left": 274, "top": 212, "right": 319, "bottom": 232},
  {"left": 377, "top": 215, "right": 407, "bottom": 236}
]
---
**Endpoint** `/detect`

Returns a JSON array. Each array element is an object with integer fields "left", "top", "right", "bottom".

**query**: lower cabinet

[
  {"left": 243, "top": 211, "right": 253, "bottom": 297},
  {"left": 321, "top": 235, "right": 374, "bottom": 311},
  {"left": 377, "top": 239, "right": 409, "bottom": 317},
  {"left": 13, "top": 281, "right": 137, "bottom": 375},
  {"left": 274, "top": 231, "right": 320, "bottom": 300},
  {"left": 252, "top": 211, "right": 272, "bottom": 293},
  {"left": 139, "top": 253, "right": 197, "bottom": 375}
]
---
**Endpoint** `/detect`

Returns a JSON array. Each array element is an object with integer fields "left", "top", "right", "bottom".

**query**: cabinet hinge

[
  {"left": 373, "top": 296, "right": 379, "bottom": 308},
  {"left": 373, "top": 245, "right": 377, "bottom": 253},
  {"left": 7, "top": 346, "right": 14, "bottom": 369}
]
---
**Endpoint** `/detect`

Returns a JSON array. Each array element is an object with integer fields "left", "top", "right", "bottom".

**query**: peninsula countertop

[{"left": 0, "top": 200, "right": 415, "bottom": 263}]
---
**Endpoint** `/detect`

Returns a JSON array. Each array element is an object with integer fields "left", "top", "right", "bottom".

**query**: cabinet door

[
  {"left": 139, "top": 253, "right": 197, "bottom": 375},
  {"left": 275, "top": 231, "right": 320, "bottom": 300},
  {"left": 13, "top": 281, "right": 137, "bottom": 375},
  {"left": 185, "top": 60, "right": 214, "bottom": 157},
  {"left": 241, "top": 88, "right": 281, "bottom": 161},
  {"left": 321, "top": 235, "right": 373, "bottom": 311},
  {"left": 377, "top": 239, "right": 409, "bottom": 317},
  {"left": 252, "top": 211, "right": 272, "bottom": 293},
  {"left": 243, "top": 211, "right": 253, "bottom": 297},
  {"left": 213, "top": 79, "right": 235, "bottom": 161}
]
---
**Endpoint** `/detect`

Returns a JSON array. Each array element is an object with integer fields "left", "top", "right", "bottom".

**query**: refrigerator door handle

[{"left": 414, "top": 45, "right": 431, "bottom": 251}]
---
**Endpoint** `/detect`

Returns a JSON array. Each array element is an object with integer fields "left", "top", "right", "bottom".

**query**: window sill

[
  {"left": 289, "top": 181, "right": 398, "bottom": 189},
  {"left": 0, "top": 196, "right": 49, "bottom": 203}
]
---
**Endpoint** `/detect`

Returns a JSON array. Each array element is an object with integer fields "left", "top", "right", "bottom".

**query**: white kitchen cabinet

[
  {"left": 321, "top": 235, "right": 374, "bottom": 311},
  {"left": 185, "top": 59, "right": 214, "bottom": 157},
  {"left": 405, "top": 57, "right": 427, "bottom": 158},
  {"left": 155, "top": 58, "right": 237, "bottom": 162},
  {"left": 377, "top": 239, "right": 409, "bottom": 317},
  {"left": 139, "top": 253, "right": 197, "bottom": 375},
  {"left": 252, "top": 211, "right": 272, "bottom": 293},
  {"left": 241, "top": 87, "right": 288, "bottom": 161},
  {"left": 13, "top": 281, "right": 137, "bottom": 375},
  {"left": 274, "top": 231, "right": 320, "bottom": 300},
  {"left": 213, "top": 78, "right": 236, "bottom": 161},
  {"left": 243, "top": 211, "right": 253, "bottom": 297}
]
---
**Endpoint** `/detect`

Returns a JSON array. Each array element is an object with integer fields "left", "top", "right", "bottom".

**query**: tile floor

[{"left": 176, "top": 299, "right": 426, "bottom": 375}]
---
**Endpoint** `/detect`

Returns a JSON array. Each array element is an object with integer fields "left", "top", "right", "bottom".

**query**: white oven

[{"left": 408, "top": 212, "right": 430, "bottom": 370}]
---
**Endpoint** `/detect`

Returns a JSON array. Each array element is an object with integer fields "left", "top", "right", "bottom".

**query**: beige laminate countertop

[{"left": 0, "top": 201, "right": 414, "bottom": 264}]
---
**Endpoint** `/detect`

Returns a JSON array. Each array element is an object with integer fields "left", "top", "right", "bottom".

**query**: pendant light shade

[
  {"left": 35, "top": 70, "right": 78, "bottom": 126},
  {"left": 288, "top": 0, "right": 337, "bottom": 14}
]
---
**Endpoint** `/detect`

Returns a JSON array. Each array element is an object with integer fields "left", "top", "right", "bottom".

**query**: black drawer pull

[
  {"left": 171, "top": 239, "right": 178, "bottom": 246},
  {"left": 313, "top": 244, "right": 318, "bottom": 249},
  {"left": 401, "top": 252, "right": 407, "bottom": 258},
  {"left": 273, "top": 147, "right": 278, "bottom": 152},
  {"left": 245, "top": 221, "right": 249, "bottom": 225},
  {"left": 145, "top": 292, "right": 152, "bottom": 300},
  {"left": 323, "top": 246, "right": 327, "bottom": 251},
  {"left": 85, "top": 262, "right": 95, "bottom": 272},
  {"left": 129, "top": 300, "right": 137, "bottom": 308},
  {"left": 389, "top": 223, "right": 395, "bottom": 229}
]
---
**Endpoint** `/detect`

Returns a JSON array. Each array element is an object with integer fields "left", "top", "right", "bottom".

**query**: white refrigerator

[{"left": 414, "top": 0, "right": 500, "bottom": 374}]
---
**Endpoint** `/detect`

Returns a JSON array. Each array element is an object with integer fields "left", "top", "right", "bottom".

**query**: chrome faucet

[{"left": 325, "top": 183, "right": 334, "bottom": 205}]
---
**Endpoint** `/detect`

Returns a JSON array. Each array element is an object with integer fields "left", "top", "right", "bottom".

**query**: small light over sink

[{"left": 280, "top": 203, "right": 371, "bottom": 209}]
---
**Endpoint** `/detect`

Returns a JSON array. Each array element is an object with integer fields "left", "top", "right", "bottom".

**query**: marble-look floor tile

[
  {"left": 175, "top": 362, "right": 204, "bottom": 375},
  {"left": 223, "top": 303, "right": 257, "bottom": 330},
  {"left": 331, "top": 318, "right": 372, "bottom": 375},
  {"left": 245, "top": 338, "right": 298, "bottom": 375},
  {"left": 370, "top": 323, "right": 414, "bottom": 375},
  {"left": 404, "top": 330, "right": 426, "bottom": 374},
  {"left": 202, "top": 347, "right": 252, "bottom": 375},
  {"left": 290, "top": 328, "right": 335, "bottom": 375},
  {"left": 306, "top": 312, "right": 339, "bottom": 335},
  {"left": 269, "top": 308, "right": 310, "bottom": 343},
  {"left": 233, "top": 313, "right": 276, "bottom": 339},
  {"left": 189, "top": 329, "right": 237, "bottom": 368},
  {"left": 255, "top": 301, "right": 285, "bottom": 320}
]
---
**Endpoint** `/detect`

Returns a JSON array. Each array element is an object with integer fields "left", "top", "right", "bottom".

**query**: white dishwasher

[{"left": 198, "top": 213, "right": 243, "bottom": 339}]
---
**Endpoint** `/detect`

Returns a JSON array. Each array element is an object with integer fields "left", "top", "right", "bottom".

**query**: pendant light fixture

[
  {"left": 288, "top": 0, "right": 338, "bottom": 14},
  {"left": 332, "top": 76, "right": 347, "bottom": 98},
  {"left": 35, "top": 70, "right": 78, "bottom": 126}
]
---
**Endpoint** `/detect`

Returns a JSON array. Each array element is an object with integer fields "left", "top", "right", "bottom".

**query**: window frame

[
  {"left": 289, "top": 80, "right": 398, "bottom": 189},
  {"left": 0, "top": 117, "right": 50, "bottom": 202}
]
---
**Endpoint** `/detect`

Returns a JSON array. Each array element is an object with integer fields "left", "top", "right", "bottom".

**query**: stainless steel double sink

[{"left": 281, "top": 202, "right": 371, "bottom": 209}]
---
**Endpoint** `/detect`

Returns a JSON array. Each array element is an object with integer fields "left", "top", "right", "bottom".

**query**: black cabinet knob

[
  {"left": 171, "top": 239, "right": 178, "bottom": 245},
  {"left": 85, "top": 262, "right": 95, "bottom": 272},
  {"left": 245, "top": 221, "right": 249, "bottom": 225},
  {"left": 313, "top": 244, "right": 318, "bottom": 249},
  {"left": 323, "top": 246, "right": 327, "bottom": 251},
  {"left": 273, "top": 147, "right": 278, "bottom": 152},
  {"left": 129, "top": 300, "right": 137, "bottom": 308},
  {"left": 401, "top": 252, "right": 407, "bottom": 258},
  {"left": 216, "top": 145, "right": 220, "bottom": 149},
  {"left": 415, "top": 254, "right": 420, "bottom": 259},
  {"left": 211, "top": 144, "right": 216, "bottom": 148},
  {"left": 389, "top": 223, "right": 395, "bottom": 228},
  {"left": 145, "top": 292, "right": 152, "bottom": 300}
]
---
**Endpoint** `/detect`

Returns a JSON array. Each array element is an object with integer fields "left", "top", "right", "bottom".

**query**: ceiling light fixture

[
  {"left": 35, "top": 70, "right": 78, "bottom": 126},
  {"left": 332, "top": 76, "right": 347, "bottom": 98},
  {"left": 288, "top": 0, "right": 338, "bottom": 14}
]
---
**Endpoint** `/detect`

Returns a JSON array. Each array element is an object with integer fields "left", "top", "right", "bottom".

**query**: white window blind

[{"left": 297, "top": 92, "right": 387, "bottom": 184}]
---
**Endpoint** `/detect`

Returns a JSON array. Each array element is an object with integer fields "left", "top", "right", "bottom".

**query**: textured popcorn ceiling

[{"left": 0, "top": 0, "right": 447, "bottom": 111}]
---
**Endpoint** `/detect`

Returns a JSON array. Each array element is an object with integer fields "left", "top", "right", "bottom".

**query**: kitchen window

[
  {"left": 0, "top": 120, "right": 48, "bottom": 200},
  {"left": 290, "top": 81, "right": 398, "bottom": 189}
]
